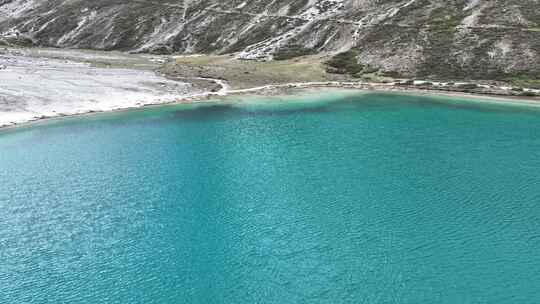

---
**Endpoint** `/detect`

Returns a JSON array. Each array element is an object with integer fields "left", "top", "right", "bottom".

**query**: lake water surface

[{"left": 1, "top": 92, "right": 540, "bottom": 303}]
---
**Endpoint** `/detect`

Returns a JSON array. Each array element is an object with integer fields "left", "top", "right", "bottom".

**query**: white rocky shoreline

[
  {"left": 0, "top": 48, "right": 207, "bottom": 127},
  {"left": 1, "top": 47, "right": 540, "bottom": 130}
]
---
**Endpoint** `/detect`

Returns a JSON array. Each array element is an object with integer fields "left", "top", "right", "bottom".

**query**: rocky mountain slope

[{"left": 1, "top": 0, "right": 540, "bottom": 81}]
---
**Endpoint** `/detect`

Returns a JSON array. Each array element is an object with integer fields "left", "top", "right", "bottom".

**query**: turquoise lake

[{"left": 1, "top": 91, "right": 540, "bottom": 303}]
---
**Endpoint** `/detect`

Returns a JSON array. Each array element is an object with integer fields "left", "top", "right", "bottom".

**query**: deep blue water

[{"left": 1, "top": 92, "right": 540, "bottom": 303}]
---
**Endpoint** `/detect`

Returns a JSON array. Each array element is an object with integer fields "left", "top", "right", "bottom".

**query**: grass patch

[
  {"left": 4, "top": 36, "right": 34, "bottom": 47},
  {"left": 325, "top": 50, "right": 364, "bottom": 75},
  {"left": 509, "top": 77, "right": 540, "bottom": 89},
  {"left": 166, "top": 54, "right": 350, "bottom": 89}
]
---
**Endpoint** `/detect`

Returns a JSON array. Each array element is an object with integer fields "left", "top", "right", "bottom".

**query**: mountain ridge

[{"left": 1, "top": 0, "right": 539, "bottom": 81}]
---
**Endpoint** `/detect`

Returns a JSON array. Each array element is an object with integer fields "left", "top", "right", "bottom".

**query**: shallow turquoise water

[{"left": 1, "top": 92, "right": 540, "bottom": 303}]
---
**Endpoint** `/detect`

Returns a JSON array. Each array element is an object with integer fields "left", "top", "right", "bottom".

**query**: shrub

[
  {"left": 273, "top": 44, "right": 315, "bottom": 60},
  {"left": 457, "top": 83, "right": 478, "bottom": 90},
  {"left": 520, "top": 91, "right": 537, "bottom": 97}
]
